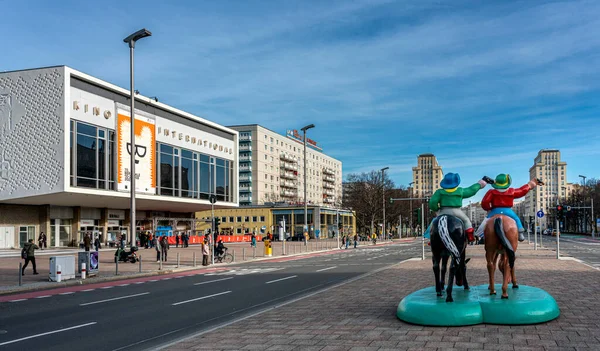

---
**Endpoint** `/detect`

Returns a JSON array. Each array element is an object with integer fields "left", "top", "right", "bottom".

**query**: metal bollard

[
  {"left": 18, "top": 262, "right": 22, "bottom": 286},
  {"left": 177, "top": 252, "right": 180, "bottom": 268},
  {"left": 243, "top": 248, "right": 246, "bottom": 261},
  {"left": 159, "top": 251, "right": 163, "bottom": 270},
  {"left": 253, "top": 246, "right": 256, "bottom": 259},
  {"left": 232, "top": 250, "right": 236, "bottom": 262},
  {"left": 114, "top": 260, "right": 117, "bottom": 276},
  {"left": 57, "top": 264, "right": 62, "bottom": 283},
  {"left": 193, "top": 252, "right": 197, "bottom": 267},
  {"left": 139, "top": 255, "right": 142, "bottom": 273},
  {"left": 82, "top": 262, "right": 87, "bottom": 279}
]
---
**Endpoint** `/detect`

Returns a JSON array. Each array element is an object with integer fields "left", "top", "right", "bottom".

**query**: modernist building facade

[
  {"left": 523, "top": 149, "right": 569, "bottom": 226},
  {"left": 412, "top": 153, "right": 444, "bottom": 199},
  {"left": 227, "top": 125, "right": 342, "bottom": 207},
  {"left": 0, "top": 66, "right": 238, "bottom": 249},
  {"left": 195, "top": 205, "right": 356, "bottom": 238}
]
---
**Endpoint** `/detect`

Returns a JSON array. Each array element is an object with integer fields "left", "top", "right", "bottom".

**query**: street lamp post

[
  {"left": 123, "top": 28, "right": 152, "bottom": 248},
  {"left": 408, "top": 182, "right": 414, "bottom": 236},
  {"left": 301, "top": 124, "right": 315, "bottom": 245},
  {"left": 381, "top": 167, "right": 389, "bottom": 241},
  {"left": 579, "top": 175, "right": 587, "bottom": 233}
]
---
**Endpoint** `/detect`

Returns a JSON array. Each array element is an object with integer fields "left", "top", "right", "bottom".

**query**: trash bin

[{"left": 264, "top": 239, "right": 272, "bottom": 257}]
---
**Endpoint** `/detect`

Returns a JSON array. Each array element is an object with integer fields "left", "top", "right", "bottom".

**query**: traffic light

[
  {"left": 529, "top": 215, "right": 534, "bottom": 222},
  {"left": 389, "top": 197, "right": 393, "bottom": 204},
  {"left": 214, "top": 217, "right": 221, "bottom": 233},
  {"left": 414, "top": 208, "right": 422, "bottom": 223},
  {"left": 556, "top": 205, "right": 566, "bottom": 219}
]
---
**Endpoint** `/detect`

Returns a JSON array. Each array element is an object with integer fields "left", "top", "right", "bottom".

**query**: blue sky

[{"left": 2, "top": 0, "right": 599, "bottom": 202}]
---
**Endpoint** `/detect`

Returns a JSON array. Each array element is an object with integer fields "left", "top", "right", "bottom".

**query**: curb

[{"left": 0, "top": 240, "right": 414, "bottom": 296}]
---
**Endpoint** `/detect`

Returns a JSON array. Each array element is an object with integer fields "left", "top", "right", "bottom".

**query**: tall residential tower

[{"left": 412, "top": 154, "right": 444, "bottom": 199}]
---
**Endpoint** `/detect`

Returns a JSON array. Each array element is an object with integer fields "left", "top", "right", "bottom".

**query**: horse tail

[
  {"left": 438, "top": 215, "right": 460, "bottom": 266},
  {"left": 494, "top": 217, "right": 515, "bottom": 268}
]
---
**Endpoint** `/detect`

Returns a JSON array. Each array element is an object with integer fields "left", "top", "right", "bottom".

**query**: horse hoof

[
  {"left": 490, "top": 291, "right": 496, "bottom": 295},
  {"left": 512, "top": 285, "right": 519, "bottom": 289},
  {"left": 437, "top": 292, "right": 443, "bottom": 297},
  {"left": 464, "top": 286, "right": 470, "bottom": 290},
  {"left": 501, "top": 295, "right": 509, "bottom": 299},
  {"left": 446, "top": 297, "right": 454, "bottom": 303}
]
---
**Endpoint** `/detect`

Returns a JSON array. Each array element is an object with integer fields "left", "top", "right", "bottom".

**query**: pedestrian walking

[
  {"left": 340, "top": 235, "right": 346, "bottom": 249},
  {"left": 184, "top": 233, "right": 189, "bottom": 247},
  {"left": 202, "top": 238, "right": 210, "bottom": 266},
  {"left": 94, "top": 235, "right": 101, "bottom": 251},
  {"left": 175, "top": 233, "right": 180, "bottom": 248},
  {"left": 251, "top": 234, "right": 257, "bottom": 248},
  {"left": 345, "top": 235, "right": 350, "bottom": 249},
  {"left": 161, "top": 236, "right": 169, "bottom": 262},
  {"left": 120, "top": 234, "right": 126, "bottom": 249},
  {"left": 154, "top": 235, "right": 162, "bottom": 262},
  {"left": 21, "top": 239, "right": 39, "bottom": 275},
  {"left": 84, "top": 233, "right": 92, "bottom": 252},
  {"left": 354, "top": 234, "right": 358, "bottom": 248},
  {"left": 38, "top": 232, "right": 47, "bottom": 250}
]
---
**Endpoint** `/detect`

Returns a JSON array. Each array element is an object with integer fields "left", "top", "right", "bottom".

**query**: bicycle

[{"left": 215, "top": 248, "right": 234, "bottom": 264}]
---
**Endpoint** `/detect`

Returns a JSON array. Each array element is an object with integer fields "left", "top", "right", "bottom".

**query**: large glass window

[
  {"left": 155, "top": 143, "right": 233, "bottom": 202},
  {"left": 70, "top": 121, "right": 114, "bottom": 190}
]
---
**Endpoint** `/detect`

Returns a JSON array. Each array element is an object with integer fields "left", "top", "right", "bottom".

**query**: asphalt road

[
  {"left": 538, "top": 234, "right": 600, "bottom": 269},
  {"left": 0, "top": 241, "right": 421, "bottom": 351}
]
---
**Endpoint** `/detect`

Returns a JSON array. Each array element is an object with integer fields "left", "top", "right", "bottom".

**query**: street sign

[
  {"left": 209, "top": 195, "right": 217, "bottom": 204},
  {"left": 536, "top": 210, "right": 544, "bottom": 218},
  {"left": 566, "top": 206, "right": 571, "bottom": 211}
]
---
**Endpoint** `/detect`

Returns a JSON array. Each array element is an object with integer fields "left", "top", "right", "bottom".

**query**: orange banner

[{"left": 117, "top": 112, "right": 156, "bottom": 194}]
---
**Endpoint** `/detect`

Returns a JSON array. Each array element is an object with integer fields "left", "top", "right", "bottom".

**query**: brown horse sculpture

[{"left": 484, "top": 214, "right": 518, "bottom": 298}]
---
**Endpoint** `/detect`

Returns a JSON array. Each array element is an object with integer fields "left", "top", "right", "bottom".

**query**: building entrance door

[{"left": 0, "top": 227, "right": 15, "bottom": 249}]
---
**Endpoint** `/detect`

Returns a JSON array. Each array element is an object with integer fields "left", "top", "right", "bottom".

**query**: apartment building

[
  {"left": 412, "top": 154, "right": 444, "bottom": 199},
  {"left": 227, "top": 125, "right": 342, "bottom": 207},
  {"left": 523, "top": 149, "right": 568, "bottom": 225}
]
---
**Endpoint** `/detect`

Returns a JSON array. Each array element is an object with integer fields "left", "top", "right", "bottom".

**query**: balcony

[
  {"left": 239, "top": 175, "right": 252, "bottom": 182},
  {"left": 280, "top": 189, "right": 297, "bottom": 197},
  {"left": 323, "top": 197, "right": 334, "bottom": 204},
  {"left": 239, "top": 134, "right": 252, "bottom": 141},
  {"left": 280, "top": 179, "right": 296, "bottom": 188},
  {"left": 239, "top": 166, "right": 252, "bottom": 172},
  {"left": 280, "top": 171, "right": 297, "bottom": 180},
  {"left": 323, "top": 175, "right": 335, "bottom": 183},
  {"left": 280, "top": 153, "right": 295, "bottom": 162},
  {"left": 239, "top": 144, "right": 251, "bottom": 151},
  {"left": 239, "top": 155, "right": 252, "bottom": 162},
  {"left": 323, "top": 182, "right": 335, "bottom": 190},
  {"left": 281, "top": 162, "right": 298, "bottom": 171},
  {"left": 239, "top": 185, "right": 252, "bottom": 192},
  {"left": 240, "top": 195, "right": 252, "bottom": 202},
  {"left": 323, "top": 189, "right": 335, "bottom": 196},
  {"left": 322, "top": 167, "right": 335, "bottom": 175}
]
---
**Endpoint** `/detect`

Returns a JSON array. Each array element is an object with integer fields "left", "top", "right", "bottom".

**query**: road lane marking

[
  {"left": 266, "top": 275, "right": 297, "bottom": 284},
  {"left": 316, "top": 266, "right": 337, "bottom": 272},
  {"left": 118, "top": 284, "right": 130, "bottom": 287},
  {"left": 9, "top": 299, "right": 27, "bottom": 303},
  {"left": 35, "top": 295, "right": 51, "bottom": 299},
  {"left": 79, "top": 292, "right": 150, "bottom": 306},
  {"left": 59, "top": 292, "right": 74, "bottom": 295},
  {"left": 193, "top": 277, "right": 234, "bottom": 286},
  {"left": 0, "top": 322, "right": 97, "bottom": 346},
  {"left": 172, "top": 291, "right": 231, "bottom": 306},
  {"left": 100, "top": 286, "right": 113, "bottom": 289},
  {"left": 134, "top": 282, "right": 145, "bottom": 284}
]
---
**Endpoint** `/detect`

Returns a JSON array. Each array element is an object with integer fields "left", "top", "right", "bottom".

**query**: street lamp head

[
  {"left": 123, "top": 28, "right": 152, "bottom": 48},
  {"left": 381, "top": 167, "right": 389, "bottom": 171},
  {"left": 301, "top": 124, "right": 315, "bottom": 132}
]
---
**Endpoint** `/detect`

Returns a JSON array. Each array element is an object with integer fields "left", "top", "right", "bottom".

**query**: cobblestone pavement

[{"left": 164, "top": 245, "right": 600, "bottom": 351}]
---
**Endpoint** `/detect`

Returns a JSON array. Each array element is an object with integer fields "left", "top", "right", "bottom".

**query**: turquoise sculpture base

[{"left": 397, "top": 284, "right": 560, "bottom": 326}]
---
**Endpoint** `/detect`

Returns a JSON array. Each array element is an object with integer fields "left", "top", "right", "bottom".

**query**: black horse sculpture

[{"left": 430, "top": 214, "right": 470, "bottom": 302}]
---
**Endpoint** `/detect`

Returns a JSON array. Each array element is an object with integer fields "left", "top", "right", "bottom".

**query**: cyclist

[{"left": 215, "top": 239, "right": 227, "bottom": 258}]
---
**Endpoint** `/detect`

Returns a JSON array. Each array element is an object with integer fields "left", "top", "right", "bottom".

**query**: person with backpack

[
  {"left": 161, "top": 236, "right": 169, "bottom": 262},
  {"left": 22, "top": 239, "right": 39, "bottom": 275}
]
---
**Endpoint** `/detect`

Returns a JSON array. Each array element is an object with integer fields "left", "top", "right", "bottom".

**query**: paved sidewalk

[
  {"left": 0, "top": 238, "right": 399, "bottom": 294},
  {"left": 164, "top": 245, "right": 600, "bottom": 351}
]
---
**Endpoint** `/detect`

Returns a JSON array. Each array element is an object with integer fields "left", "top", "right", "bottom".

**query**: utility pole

[
  {"left": 381, "top": 167, "right": 389, "bottom": 241},
  {"left": 408, "top": 182, "right": 414, "bottom": 236},
  {"left": 421, "top": 203, "right": 425, "bottom": 260}
]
